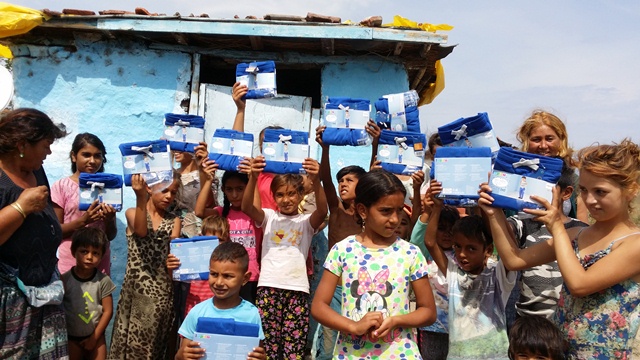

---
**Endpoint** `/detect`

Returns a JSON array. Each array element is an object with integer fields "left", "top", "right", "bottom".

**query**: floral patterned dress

[{"left": 556, "top": 230, "right": 640, "bottom": 359}]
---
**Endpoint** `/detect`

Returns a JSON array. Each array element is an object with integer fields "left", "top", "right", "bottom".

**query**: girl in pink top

[
  {"left": 51, "top": 133, "right": 117, "bottom": 275},
  {"left": 195, "top": 159, "right": 263, "bottom": 304}
]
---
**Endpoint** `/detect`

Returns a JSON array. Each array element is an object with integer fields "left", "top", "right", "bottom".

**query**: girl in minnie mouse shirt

[{"left": 312, "top": 170, "right": 436, "bottom": 359}]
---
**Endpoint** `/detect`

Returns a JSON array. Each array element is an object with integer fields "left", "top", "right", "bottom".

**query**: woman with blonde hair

[{"left": 516, "top": 110, "right": 586, "bottom": 222}]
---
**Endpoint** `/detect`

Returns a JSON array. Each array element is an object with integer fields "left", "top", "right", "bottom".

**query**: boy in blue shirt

[{"left": 176, "top": 242, "right": 266, "bottom": 360}]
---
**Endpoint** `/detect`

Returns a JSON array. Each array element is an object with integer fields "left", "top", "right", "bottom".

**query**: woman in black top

[{"left": 0, "top": 108, "right": 68, "bottom": 359}]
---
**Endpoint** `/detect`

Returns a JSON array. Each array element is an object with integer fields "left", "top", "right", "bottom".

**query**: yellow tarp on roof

[
  {"left": 382, "top": 15, "right": 453, "bottom": 33},
  {"left": 0, "top": 2, "right": 50, "bottom": 58}
]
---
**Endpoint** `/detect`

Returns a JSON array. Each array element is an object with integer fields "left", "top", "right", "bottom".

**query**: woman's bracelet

[{"left": 11, "top": 202, "right": 26, "bottom": 219}]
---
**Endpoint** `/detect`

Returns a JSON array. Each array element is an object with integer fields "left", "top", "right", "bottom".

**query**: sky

[{"left": 9, "top": 0, "right": 640, "bottom": 150}]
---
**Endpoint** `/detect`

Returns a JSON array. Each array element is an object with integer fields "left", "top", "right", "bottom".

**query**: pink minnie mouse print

[{"left": 350, "top": 267, "right": 393, "bottom": 321}]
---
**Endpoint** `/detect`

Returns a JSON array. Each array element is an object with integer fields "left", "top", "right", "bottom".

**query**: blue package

[
  {"left": 119, "top": 139, "right": 172, "bottom": 187},
  {"left": 196, "top": 317, "right": 260, "bottom": 337},
  {"left": 170, "top": 236, "right": 219, "bottom": 281},
  {"left": 262, "top": 129, "right": 310, "bottom": 174},
  {"left": 322, "top": 97, "right": 372, "bottom": 146},
  {"left": 377, "top": 130, "right": 426, "bottom": 175},
  {"left": 235, "top": 61, "right": 277, "bottom": 99},
  {"left": 489, "top": 147, "right": 564, "bottom": 211},
  {"left": 194, "top": 317, "right": 261, "bottom": 360},
  {"left": 164, "top": 113, "right": 206, "bottom": 153},
  {"left": 433, "top": 147, "right": 493, "bottom": 207},
  {"left": 374, "top": 91, "right": 421, "bottom": 133},
  {"left": 209, "top": 129, "right": 254, "bottom": 172},
  {"left": 78, "top": 173, "right": 123, "bottom": 211},
  {"left": 438, "top": 112, "right": 500, "bottom": 156}
]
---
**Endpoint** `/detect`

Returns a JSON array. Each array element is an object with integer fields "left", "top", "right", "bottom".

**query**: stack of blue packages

[
  {"left": 374, "top": 90, "right": 421, "bottom": 133},
  {"left": 377, "top": 130, "right": 426, "bottom": 175},
  {"left": 262, "top": 129, "right": 309, "bottom": 174},
  {"left": 164, "top": 113, "right": 206, "bottom": 153},
  {"left": 119, "top": 139, "right": 172, "bottom": 187},
  {"left": 322, "top": 97, "right": 372, "bottom": 146},
  {"left": 78, "top": 173, "right": 124, "bottom": 211},
  {"left": 209, "top": 129, "right": 254, "bottom": 172},
  {"left": 236, "top": 61, "right": 277, "bottom": 99},
  {"left": 438, "top": 112, "right": 500, "bottom": 157},
  {"left": 489, "top": 147, "right": 564, "bottom": 211},
  {"left": 433, "top": 147, "right": 493, "bottom": 207}
]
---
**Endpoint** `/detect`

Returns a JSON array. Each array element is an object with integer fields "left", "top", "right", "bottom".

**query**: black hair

[
  {"left": 336, "top": 165, "right": 366, "bottom": 183},
  {"left": 70, "top": 227, "right": 108, "bottom": 255},
  {"left": 438, "top": 205, "right": 460, "bottom": 230},
  {"left": 0, "top": 108, "right": 67, "bottom": 155},
  {"left": 221, "top": 171, "right": 249, "bottom": 217},
  {"left": 452, "top": 215, "right": 492, "bottom": 247},
  {"left": 508, "top": 316, "right": 567, "bottom": 360},
  {"left": 354, "top": 169, "right": 406, "bottom": 224},
  {"left": 70, "top": 133, "right": 107, "bottom": 173},
  {"left": 427, "top": 132, "right": 442, "bottom": 155},
  {"left": 210, "top": 241, "right": 249, "bottom": 273},
  {"left": 556, "top": 158, "right": 578, "bottom": 192}
]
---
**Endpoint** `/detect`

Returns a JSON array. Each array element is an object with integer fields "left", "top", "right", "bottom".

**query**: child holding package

[
  {"left": 242, "top": 155, "right": 328, "bottom": 359},
  {"left": 506, "top": 162, "right": 587, "bottom": 322},
  {"left": 194, "top": 159, "right": 262, "bottom": 305},
  {"left": 311, "top": 169, "right": 436, "bottom": 358},
  {"left": 409, "top": 199, "right": 460, "bottom": 360},
  {"left": 176, "top": 241, "right": 266, "bottom": 360},
  {"left": 424, "top": 179, "right": 516, "bottom": 359},
  {"left": 109, "top": 174, "right": 182, "bottom": 359},
  {"left": 479, "top": 139, "right": 640, "bottom": 358},
  {"left": 62, "top": 227, "right": 116, "bottom": 360}
]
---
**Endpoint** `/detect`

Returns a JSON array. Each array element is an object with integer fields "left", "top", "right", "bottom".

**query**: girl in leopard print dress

[{"left": 109, "top": 174, "right": 181, "bottom": 359}]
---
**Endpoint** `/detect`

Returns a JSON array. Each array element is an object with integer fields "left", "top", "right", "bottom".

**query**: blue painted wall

[{"left": 321, "top": 60, "right": 411, "bottom": 179}]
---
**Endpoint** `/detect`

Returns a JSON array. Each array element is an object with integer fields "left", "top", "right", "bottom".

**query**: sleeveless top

[
  {"left": 0, "top": 168, "right": 62, "bottom": 286},
  {"left": 556, "top": 229, "right": 640, "bottom": 359}
]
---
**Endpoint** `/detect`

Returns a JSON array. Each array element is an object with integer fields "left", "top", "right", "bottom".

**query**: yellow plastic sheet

[
  {"left": 0, "top": 44, "right": 10, "bottom": 58},
  {"left": 419, "top": 60, "right": 445, "bottom": 106},
  {"left": 383, "top": 15, "right": 453, "bottom": 33},
  {"left": 0, "top": 2, "right": 50, "bottom": 58}
]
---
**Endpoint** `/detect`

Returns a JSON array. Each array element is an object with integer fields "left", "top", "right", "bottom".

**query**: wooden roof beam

[
  {"left": 173, "top": 33, "right": 189, "bottom": 45},
  {"left": 321, "top": 38, "right": 334, "bottom": 55},
  {"left": 249, "top": 36, "right": 264, "bottom": 51},
  {"left": 411, "top": 67, "right": 427, "bottom": 90},
  {"left": 393, "top": 42, "right": 403, "bottom": 56},
  {"left": 420, "top": 43, "right": 432, "bottom": 58}
]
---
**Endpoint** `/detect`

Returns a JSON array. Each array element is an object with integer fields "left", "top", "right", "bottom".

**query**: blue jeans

[{"left": 316, "top": 285, "right": 342, "bottom": 360}]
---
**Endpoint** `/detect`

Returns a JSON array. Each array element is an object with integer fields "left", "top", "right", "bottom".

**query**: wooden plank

[
  {"left": 420, "top": 43, "right": 432, "bottom": 58},
  {"left": 410, "top": 67, "right": 427, "bottom": 89},
  {"left": 372, "top": 28, "right": 447, "bottom": 44},
  {"left": 249, "top": 36, "right": 264, "bottom": 51},
  {"left": 38, "top": 17, "right": 447, "bottom": 44},
  {"left": 173, "top": 33, "right": 188, "bottom": 45},
  {"left": 188, "top": 53, "right": 201, "bottom": 115},
  {"left": 393, "top": 42, "right": 403, "bottom": 56},
  {"left": 321, "top": 38, "right": 334, "bottom": 55}
]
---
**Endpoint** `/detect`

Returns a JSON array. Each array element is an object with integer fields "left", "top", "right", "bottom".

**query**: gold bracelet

[{"left": 10, "top": 202, "right": 26, "bottom": 219}]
